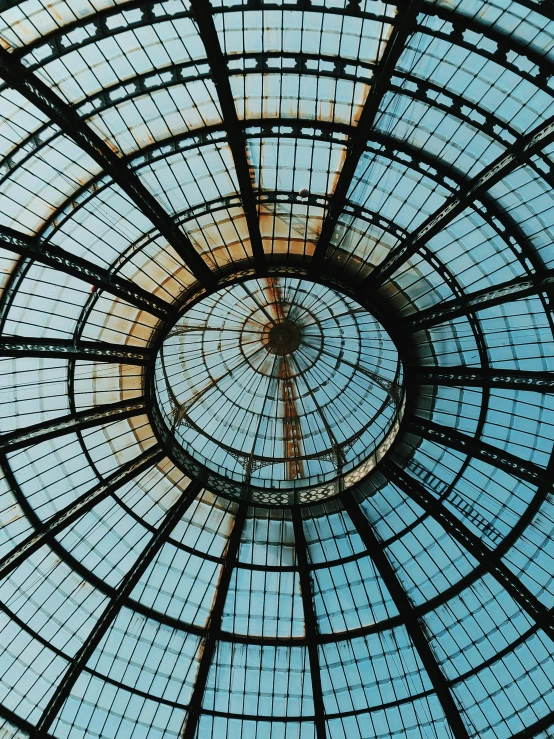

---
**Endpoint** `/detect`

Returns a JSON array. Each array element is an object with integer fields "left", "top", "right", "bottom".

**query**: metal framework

[
  {"left": 401, "top": 270, "right": 554, "bottom": 332},
  {"left": 0, "top": 0, "right": 553, "bottom": 736},
  {"left": 412, "top": 366, "right": 554, "bottom": 392},
  {"left": 31, "top": 480, "right": 203, "bottom": 739},
  {"left": 0, "top": 446, "right": 163, "bottom": 580},
  {"left": 189, "top": 0, "right": 266, "bottom": 274},
  {"left": 341, "top": 491, "right": 471, "bottom": 739},
  {"left": 0, "top": 48, "right": 215, "bottom": 289},
  {"left": 181, "top": 503, "right": 248, "bottom": 739},
  {"left": 292, "top": 508, "right": 327, "bottom": 739},
  {"left": 309, "top": 0, "right": 423, "bottom": 274},
  {"left": 406, "top": 414, "right": 553, "bottom": 491},
  {"left": 0, "top": 397, "right": 145, "bottom": 453},
  {"left": 0, "top": 336, "right": 152, "bottom": 365},
  {"left": 361, "top": 114, "right": 554, "bottom": 291},
  {"left": 383, "top": 460, "right": 554, "bottom": 643},
  {"left": 0, "top": 226, "right": 171, "bottom": 319}
]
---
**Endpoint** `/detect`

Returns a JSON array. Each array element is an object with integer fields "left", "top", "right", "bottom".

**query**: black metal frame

[
  {"left": 0, "top": 48, "right": 214, "bottom": 289},
  {"left": 309, "top": 0, "right": 424, "bottom": 274},
  {"left": 292, "top": 508, "right": 327, "bottom": 739},
  {"left": 0, "top": 336, "right": 152, "bottom": 365},
  {"left": 189, "top": 0, "right": 266, "bottom": 275},
  {"left": 383, "top": 460, "right": 554, "bottom": 643},
  {"left": 0, "top": 397, "right": 145, "bottom": 453},
  {"left": 0, "top": 0, "right": 553, "bottom": 735},
  {"left": 341, "top": 491, "right": 471, "bottom": 739},
  {"left": 180, "top": 503, "right": 248, "bottom": 738},
  {"left": 412, "top": 366, "right": 554, "bottom": 393},
  {"left": 31, "top": 480, "right": 203, "bottom": 738}
]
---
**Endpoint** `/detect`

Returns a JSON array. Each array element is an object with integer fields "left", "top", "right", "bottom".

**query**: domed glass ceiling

[
  {"left": 154, "top": 276, "right": 404, "bottom": 501},
  {"left": 0, "top": 0, "right": 554, "bottom": 737}
]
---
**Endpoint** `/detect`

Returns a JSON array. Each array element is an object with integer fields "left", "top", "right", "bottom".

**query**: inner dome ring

[{"left": 150, "top": 276, "right": 405, "bottom": 506}]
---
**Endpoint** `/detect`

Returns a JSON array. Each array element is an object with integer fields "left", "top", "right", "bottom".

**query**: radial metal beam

[
  {"left": 309, "top": 0, "right": 424, "bottom": 274},
  {"left": 189, "top": 0, "right": 266, "bottom": 274},
  {"left": 400, "top": 269, "right": 554, "bottom": 332},
  {"left": 181, "top": 503, "right": 248, "bottom": 739},
  {"left": 361, "top": 114, "right": 554, "bottom": 291},
  {"left": 413, "top": 365, "right": 554, "bottom": 393},
  {"left": 0, "top": 336, "right": 152, "bottom": 365},
  {"left": 31, "top": 479, "right": 203, "bottom": 739},
  {"left": 292, "top": 508, "right": 327, "bottom": 738},
  {"left": 511, "top": 711, "right": 554, "bottom": 738},
  {"left": 0, "top": 446, "right": 163, "bottom": 581},
  {"left": 0, "top": 226, "right": 170, "bottom": 320},
  {"left": 406, "top": 414, "right": 552, "bottom": 491},
  {"left": 0, "top": 398, "right": 145, "bottom": 454},
  {"left": 0, "top": 48, "right": 215, "bottom": 289},
  {"left": 383, "top": 460, "right": 554, "bottom": 643},
  {"left": 340, "top": 491, "right": 470, "bottom": 739}
]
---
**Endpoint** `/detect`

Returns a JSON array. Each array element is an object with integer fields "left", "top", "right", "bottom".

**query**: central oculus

[{"left": 153, "top": 277, "right": 404, "bottom": 505}]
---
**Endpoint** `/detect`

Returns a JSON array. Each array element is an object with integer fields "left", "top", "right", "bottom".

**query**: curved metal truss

[{"left": 0, "top": 1, "right": 554, "bottom": 738}]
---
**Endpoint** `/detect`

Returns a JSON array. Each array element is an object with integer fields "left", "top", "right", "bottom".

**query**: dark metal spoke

[
  {"left": 309, "top": 0, "right": 424, "bottom": 274},
  {"left": 180, "top": 503, "right": 248, "bottom": 739},
  {"left": 0, "top": 48, "right": 215, "bottom": 289},
  {"left": 0, "top": 445, "right": 163, "bottom": 581},
  {"left": 511, "top": 711, "right": 554, "bottom": 738},
  {"left": 0, "top": 226, "right": 171, "bottom": 319},
  {"left": 383, "top": 460, "right": 554, "bottom": 643},
  {"left": 292, "top": 508, "right": 326, "bottom": 739},
  {"left": 0, "top": 336, "right": 152, "bottom": 365},
  {"left": 31, "top": 479, "right": 203, "bottom": 739},
  {"left": 406, "top": 414, "right": 552, "bottom": 490},
  {"left": 400, "top": 269, "right": 554, "bottom": 332},
  {"left": 361, "top": 114, "right": 554, "bottom": 291},
  {"left": 413, "top": 365, "right": 554, "bottom": 392},
  {"left": 189, "top": 0, "right": 266, "bottom": 274},
  {"left": 0, "top": 398, "right": 145, "bottom": 454},
  {"left": 340, "top": 491, "right": 470, "bottom": 739}
]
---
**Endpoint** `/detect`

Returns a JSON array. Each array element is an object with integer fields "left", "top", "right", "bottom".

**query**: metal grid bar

[
  {"left": 0, "top": 397, "right": 145, "bottom": 453},
  {"left": 361, "top": 115, "right": 554, "bottom": 291},
  {"left": 31, "top": 479, "right": 203, "bottom": 738},
  {"left": 189, "top": 0, "right": 266, "bottom": 274},
  {"left": 0, "top": 337, "right": 152, "bottom": 365},
  {"left": 0, "top": 47, "right": 215, "bottom": 289},
  {"left": 180, "top": 503, "right": 248, "bottom": 739},
  {"left": 412, "top": 366, "right": 554, "bottom": 393},
  {"left": 292, "top": 507, "right": 327, "bottom": 739},
  {"left": 0, "top": 226, "right": 171, "bottom": 319},
  {"left": 340, "top": 490, "right": 471, "bottom": 739},
  {"left": 309, "top": 0, "right": 424, "bottom": 273},
  {"left": 384, "top": 460, "right": 554, "bottom": 643},
  {"left": 0, "top": 445, "right": 163, "bottom": 581}
]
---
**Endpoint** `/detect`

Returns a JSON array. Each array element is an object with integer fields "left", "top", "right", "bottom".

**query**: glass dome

[
  {"left": 153, "top": 276, "right": 404, "bottom": 502},
  {"left": 0, "top": 0, "right": 553, "bottom": 738}
]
